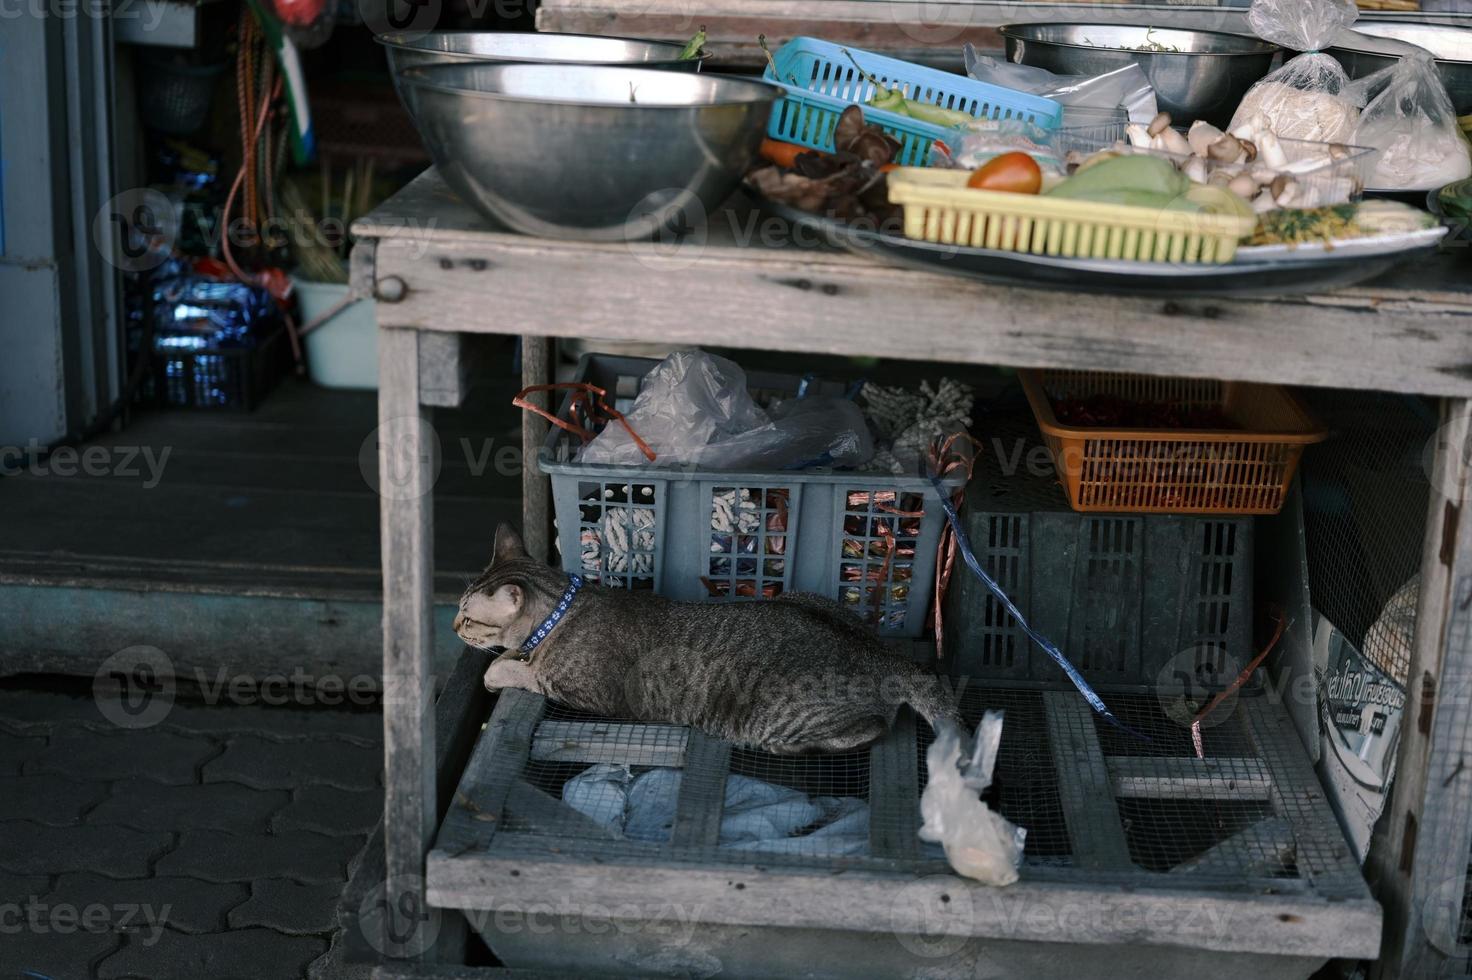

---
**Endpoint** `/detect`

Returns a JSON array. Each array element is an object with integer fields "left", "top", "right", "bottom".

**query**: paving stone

[
  {"left": 154, "top": 829, "right": 363, "bottom": 883},
  {"left": 0, "top": 773, "right": 110, "bottom": 825},
  {"left": 0, "top": 731, "right": 47, "bottom": 776},
  {"left": 41, "top": 871, "right": 250, "bottom": 936},
  {"left": 29, "top": 729, "right": 218, "bottom": 785},
  {"left": 228, "top": 878, "right": 344, "bottom": 934},
  {"left": 273, "top": 785, "right": 382, "bottom": 836},
  {"left": 0, "top": 820, "right": 174, "bottom": 878},
  {"left": 204, "top": 735, "right": 381, "bottom": 791},
  {"left": 3, "top": 923, "right": 123, "bottom": 979},
  {"left": 160, "top": 699, "right": 383, "bottom": 746},
  {"left": 0, "top": 871, "right": 51, "bottom": 903},
  {"left": 89, "top": 778, "right": 290, "bottom": 834},
  {"left": 97, "top": 926, "right": 327, "bottom": 980}
]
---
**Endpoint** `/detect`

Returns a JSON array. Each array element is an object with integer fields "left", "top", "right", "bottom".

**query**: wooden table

[{"left": 352, "top": 168, "right": 1472, "bottom": 978}]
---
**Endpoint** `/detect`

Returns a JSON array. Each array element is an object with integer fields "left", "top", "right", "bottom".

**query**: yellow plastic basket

[{"left": 887, "top": 168, "right": 1256, "bottom": 263}]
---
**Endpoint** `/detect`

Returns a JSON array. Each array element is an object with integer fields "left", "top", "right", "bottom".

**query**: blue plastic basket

[
  {"left": 540, "top": 354, "right": 965, "bottom": 637},
  {"left": 763, "top": 37, "right": 1064, "bottom": 164}
]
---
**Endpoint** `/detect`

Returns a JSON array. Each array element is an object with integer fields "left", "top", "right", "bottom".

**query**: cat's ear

[
  {"left": 498, "top": 583, "right": 524, "bottom": 611},
  {"left": 492, "top": 523, "right": 527, "bottom": 563}
]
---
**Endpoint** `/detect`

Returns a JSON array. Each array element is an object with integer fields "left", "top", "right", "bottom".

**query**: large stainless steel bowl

[
  {"left": 1000, "top": 23, "right": 1279, "bottom": 126},
  {"left": 399, "top": 63, "right": 778, "bottom": 241},
  {"left": 379, "top": 31, "right": 707, "bottom": 111},
  {"left": 1327, "top": 23, "right": 1472, "bottom": 115}
]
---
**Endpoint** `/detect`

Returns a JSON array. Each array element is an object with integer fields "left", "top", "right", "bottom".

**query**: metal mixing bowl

[
  {"left": 379, "top": 31, "right": 706, "bottom": 112},
  {"left": 1000, "top": 24, "right": 1279, "bottom": 126},
  {"left": 399, "top": 63, "right": 779, "bottom": 241},
  {"left": 1327, "top": 23, "right": 1472, "bottom": 115}
]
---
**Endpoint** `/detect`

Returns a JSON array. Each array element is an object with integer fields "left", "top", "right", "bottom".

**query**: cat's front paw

[{"left": 483, "top": 657, "right": 536, "bottom": 693}]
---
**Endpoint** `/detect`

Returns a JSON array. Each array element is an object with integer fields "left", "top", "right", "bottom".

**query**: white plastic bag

[
  {"left": 964, "top": 46, "right": 1158, "bottom": 124},
  {"left": 918, "top": 711, "right": 1026, "bottom": 886},
  {"left": 1347, "top": 52, "right": 1472, "bottom": 189},
  {"left": 1229, "top": 0, "right": 1361, "bottom": 143},
  {"left": 577, "top": 350, "right": 873, "bottom": 471}
]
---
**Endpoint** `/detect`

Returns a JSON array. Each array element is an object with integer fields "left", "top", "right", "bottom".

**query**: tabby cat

[{"left": 453, "top": 524, "right": 961, "bottom": 754}]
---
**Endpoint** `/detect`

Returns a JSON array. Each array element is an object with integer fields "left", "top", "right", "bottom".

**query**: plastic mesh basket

[
  {"left": 763, "top": 37, "right": 1063, "bottom": 165},
  {"left": 539, "top": 355, "right": 962, "bottom": 636},
  {"left": 888, "top": 168, "right": 1257, "bottom": 262},
  {"left": 1020, "top": 369, "right": 1327, "bottom": 515}
]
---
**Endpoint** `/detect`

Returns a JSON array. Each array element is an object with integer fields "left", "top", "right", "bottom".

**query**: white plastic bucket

[{"left": 295, "top": 278, "right": 377, "bottom": 390}]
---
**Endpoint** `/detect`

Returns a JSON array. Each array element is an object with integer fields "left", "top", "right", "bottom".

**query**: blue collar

[{"left": 519, "top": 574, "right": 583, "bottom": 654}]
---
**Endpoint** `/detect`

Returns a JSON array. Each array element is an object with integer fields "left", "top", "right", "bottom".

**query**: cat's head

[{"left": 453, "top": 523, "right": 564, "bottom": 653}]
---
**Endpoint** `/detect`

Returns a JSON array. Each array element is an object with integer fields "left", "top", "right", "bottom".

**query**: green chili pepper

[
  {"left": 897, "top": 101, "right": 975, "bottom": 128},
  {"left": 678, "top": 26, "right": 706, "bottom": 60}
]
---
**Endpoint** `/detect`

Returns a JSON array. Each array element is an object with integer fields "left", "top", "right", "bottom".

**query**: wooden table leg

[
  {"left": 1369, "top": 397, "right": 1472, "bottom": 979},
  {"left": 378, "top": 326, "right": 438, "bottom": 960},
  {"left": 520, "top": 335, "right": 552, "bottom": 564}
]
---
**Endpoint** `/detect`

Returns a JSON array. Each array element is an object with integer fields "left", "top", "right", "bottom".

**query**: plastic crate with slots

[
  {"left": 943, "top": 411, "right": 1254, "bottom": 689},
  {"left": 539, "top": 354, "right": 957, "bottom": 636}
]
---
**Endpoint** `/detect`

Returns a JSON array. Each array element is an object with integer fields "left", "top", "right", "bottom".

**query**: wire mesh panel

[{"left": 445, "top": 677, "right": 1368, "bottom": 889}]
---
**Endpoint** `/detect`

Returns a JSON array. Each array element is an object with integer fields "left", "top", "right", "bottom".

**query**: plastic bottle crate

[
  {"left": 763, "top": 37, "right": 1063, "bottom": 166},
  {"left": 943, "top": 411, "right": 1253, "bottom": 689},
  {"left": 539, "top": 354, "right": 962, "bottom": 636}
]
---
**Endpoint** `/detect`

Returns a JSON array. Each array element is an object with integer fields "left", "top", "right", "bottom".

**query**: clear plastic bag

[
  {"left": 577, "top": 350, "right": 873, "bottom": 471},
  {"left": 918, "top": 711, "right": 1026, "bottom": 886},
  {"left": 1347, "top": 52, "right": 1472, "bottom": 189},
  {"left": 964, "top": 46, "right": 1158, "bottom": 124},
  {"left": 953, "top": 118, "right": 1066, "bottom": 173},
  {"left": 1229, "top": 0, "right": 1361, "bottom": 143}
]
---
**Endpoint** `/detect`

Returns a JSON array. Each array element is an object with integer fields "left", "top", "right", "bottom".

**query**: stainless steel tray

[{"left": 750, "top": 194, "right": 1437, "bottom": 297}]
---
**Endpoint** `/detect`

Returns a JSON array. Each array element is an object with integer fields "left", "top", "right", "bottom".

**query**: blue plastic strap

[{"left": 928, "top": 473, "right": 1150, "bottom": 741}]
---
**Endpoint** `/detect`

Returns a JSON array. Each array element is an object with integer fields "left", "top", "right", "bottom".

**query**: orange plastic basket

[{"left": 1019, "top": 370, "right": 1327, "bottom": 515}]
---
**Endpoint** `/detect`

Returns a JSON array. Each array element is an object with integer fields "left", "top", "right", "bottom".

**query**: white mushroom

[
  {"left": 1251, "top": 190, "right": 1279, "bottom": 213},
  {"left": 1231, "top": 113, "right": 1269, "bottom": 142},
  {"left": 1125, "top": 123, "right": 1153, "bottom": 148},
  {"left": 1183, "top": 156, "right": 1209, "bottom": 184},
  {"left": 1207, "top": 133, "right": 1245, "bottom": 164},
  {"left": 1188, "top": 120, "right": 1225, "bottom": 158},
  {"left": 1147, "top": 111, "right": 1172, "bottom": 138},
  {"left": 1158, "top": 127, "right": 1192, "bottom": 157},
  {"left": 1249, "top": 165, "right": 1280, "bottom": 186},
  {"left": 1257, "top": 131, "right": 1289, "bottom": 170},
  {"left": 1228, "top": 173, "right": 1259, "bottom": 199},
  {"left": 1269, "top": 173, "right": 1299, "bottom": 208}
]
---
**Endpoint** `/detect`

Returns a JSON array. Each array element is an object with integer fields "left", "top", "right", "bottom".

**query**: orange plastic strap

[
  {"left": 1190, "top": 609, "right": 1288, "bottom": 758},
  {"left": 512, "top": 382, "right": 657, "bottom": 463},
  {"left": 927, "top": 431, "right": 980, "bottom": 659}
]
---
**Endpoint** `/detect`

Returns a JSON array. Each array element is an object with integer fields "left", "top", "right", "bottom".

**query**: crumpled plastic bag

[
  {"left": 919, "top": 711, "right": 1026, "bottom": 886},
  {"left": 562, "top": 765, "right": 871, "bottom": 855},
  {"left": 1347, "top": 52, "right": 1472, "bottom": 189},
  {"left": 1229, "top": 0, "right": 1362, "bottom": 143},
  {"left": 577, "top": 350, "right": 873, "bottom": 471},
  {"left": 963, "top": 47, "right": 1158, "bottom": 124}
]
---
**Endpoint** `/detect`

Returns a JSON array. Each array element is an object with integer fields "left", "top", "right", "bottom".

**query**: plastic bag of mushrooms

[{"left": 1113, "top": 111, "right": 1370, "bottom": 211}]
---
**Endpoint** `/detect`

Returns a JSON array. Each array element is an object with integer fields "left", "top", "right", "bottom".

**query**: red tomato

[{"left": 966, "top": 152, "right": 1042, "bottom": 194}]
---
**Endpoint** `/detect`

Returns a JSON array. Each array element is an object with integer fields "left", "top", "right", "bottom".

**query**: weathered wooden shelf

[{"left": 420, "top": 684, "right": 1380, "bottom": 979}]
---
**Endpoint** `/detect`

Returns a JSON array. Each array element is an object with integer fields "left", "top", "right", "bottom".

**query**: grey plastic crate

[
  {"left": 540, "top": 354, "right": 958, "bottom": 636},
  {"left": 944, "top": 412, "right": 1252, "bottom": 688}
]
